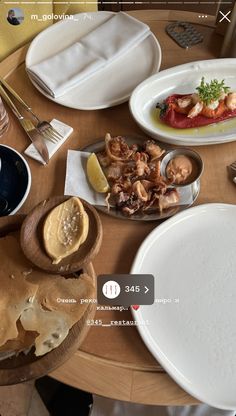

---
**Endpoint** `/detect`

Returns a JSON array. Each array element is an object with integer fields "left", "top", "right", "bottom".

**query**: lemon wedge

[
  {"left": 87, "top": 153, "right": 109, "bottom": 193},
  {"left": 43, "top": 197, "right": 89, "bottom": 264}
]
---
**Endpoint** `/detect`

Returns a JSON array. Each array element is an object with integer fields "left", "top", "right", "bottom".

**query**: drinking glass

[{"left": 0, "top": 97, "right": 9, "bottom": 137}]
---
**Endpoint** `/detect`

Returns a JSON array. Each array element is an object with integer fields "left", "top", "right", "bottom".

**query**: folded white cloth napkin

[{"left": 27, "top": 12, "right": 150, "bottom": 98}]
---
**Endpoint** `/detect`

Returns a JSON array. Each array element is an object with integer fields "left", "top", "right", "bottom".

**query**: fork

[
  {"left": 228, "top": 161, "right": 236, "bottom": 184},
  {"left": 0, "top": 78, "right": 62, "bottom": 143},
  {"left": 21, "top": 118, "right": 58, "bottom": 144},
  {"left": 0, "top": 84, "right": 49, "bottom": 164}
]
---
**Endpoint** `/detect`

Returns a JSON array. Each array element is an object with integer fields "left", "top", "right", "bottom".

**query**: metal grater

[{"left": 166, "top": 21, "right": 204, "bottom": 49}]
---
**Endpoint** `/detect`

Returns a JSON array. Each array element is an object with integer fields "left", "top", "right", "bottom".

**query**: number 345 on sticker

[{"left": 125, "top": 285, "right": 140, "bottom": 293}]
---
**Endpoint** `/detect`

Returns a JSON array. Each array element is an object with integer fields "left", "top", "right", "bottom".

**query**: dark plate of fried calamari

[{"left": 83, "top": 135, "right": 200, "bottom": 221}]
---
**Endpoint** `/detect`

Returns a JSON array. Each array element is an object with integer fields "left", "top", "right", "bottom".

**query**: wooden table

[{"left": 1, "top": 9, "right": 236, "bottom": 405}]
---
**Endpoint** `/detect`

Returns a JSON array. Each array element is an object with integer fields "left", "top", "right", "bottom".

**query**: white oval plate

[
  {"left": 130, "top": 59, "right": 236, "bottom": 146},
  {"left": 131, "top": 203, "right": 236, "bottom": 410},
  {"left": 26, "top": 12, "right": 161, "bottom": 110}
]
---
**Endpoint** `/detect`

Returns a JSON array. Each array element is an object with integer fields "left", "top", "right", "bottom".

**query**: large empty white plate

[
  {"left": 131, "top": 204, "right": 236, "bottom": 410},
  {"left": 26, "top": 12, "right": 161, "bottom": 110},
  {"left": 130, "top": 59, "right": 236, "bottom": 146}
]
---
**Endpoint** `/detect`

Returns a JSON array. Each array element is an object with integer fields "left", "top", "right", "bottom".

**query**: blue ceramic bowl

[{"left": 0, "top": 145, "right": 31, "bottom": 216}]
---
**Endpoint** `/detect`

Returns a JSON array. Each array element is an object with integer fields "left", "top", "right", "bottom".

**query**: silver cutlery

[
  {"left": 228, "top": 161, "right": 236, "bottom": 184},
  {"left": 0, "top": 78, "right": 62, "bottom": 143},
  {"left": 0, "top": 85, "right": 49, "bottom": 164}
]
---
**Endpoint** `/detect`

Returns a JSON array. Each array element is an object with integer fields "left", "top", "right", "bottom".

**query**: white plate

[
  {"left": 129, "top": 59, "right": 236, "bottom": 146},
  {"left": 26, "top": 12, "right": 161, "bottom": 110},
  {"left": 131, "top": 203, "right": 236, "bottom": 410}
]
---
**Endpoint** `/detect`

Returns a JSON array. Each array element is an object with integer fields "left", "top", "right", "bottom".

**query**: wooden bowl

[
  {"left": 20, "top": 196, "right": 103, "bottom": 274},
  {"left": 0, "top": 215, "right": 96, "bottom": 386}
]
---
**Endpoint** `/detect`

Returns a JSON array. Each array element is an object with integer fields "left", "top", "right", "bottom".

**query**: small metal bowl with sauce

[{"left": 160, "top": 148, "right": 204, "bottom": 188}]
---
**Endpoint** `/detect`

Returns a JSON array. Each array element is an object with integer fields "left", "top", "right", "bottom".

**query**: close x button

[{"left": 219, "top": 10, "right": 231, "bottom": 23}]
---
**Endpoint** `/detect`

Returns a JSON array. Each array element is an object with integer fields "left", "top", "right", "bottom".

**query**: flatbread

[
  {"left": 0, "top": 320, "right": 37, "bottom": 353},
  {"left": 33, "top": 274, "right": 94, "bottom": 318},
  {"left": 0, "top": 234, "right": 95, "bottom": 357},
  {"left": 20, "top": 303, "right": 70, "bottom": 356},
  {"left": 22, "top": 273, "right": 95, "bottom": 356},
  {"left": 0, "top": 235, "right": 38, "bottom": 347}
]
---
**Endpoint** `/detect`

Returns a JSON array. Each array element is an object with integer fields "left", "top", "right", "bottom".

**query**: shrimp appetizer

[{"left": 156, "top": 78, "right": 236, "bottom": 129}]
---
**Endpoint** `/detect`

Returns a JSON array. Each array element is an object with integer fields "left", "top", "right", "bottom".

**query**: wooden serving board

[{"left": 0, "top": 215, "right": 96, "bottom": 386}]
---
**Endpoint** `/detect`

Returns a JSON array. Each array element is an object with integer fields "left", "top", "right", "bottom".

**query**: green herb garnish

[
  {"left": 156, "top": 102, "right": 168, "bottom": 117},
  {"left": 196, "top": 77, "right": 230, "bottom": 105}
]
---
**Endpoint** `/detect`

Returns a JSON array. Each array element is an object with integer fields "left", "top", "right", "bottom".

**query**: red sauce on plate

[{"left": 160, "top": 94, "right": 236, "bottom": 129}]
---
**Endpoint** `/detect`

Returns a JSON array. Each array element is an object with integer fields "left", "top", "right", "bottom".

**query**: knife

[
  {"left": 0, "top": 85, "right": 49, "bottom": 164},
  {"left": 227, "top": 162, "right": 236, "bottom": 184}
]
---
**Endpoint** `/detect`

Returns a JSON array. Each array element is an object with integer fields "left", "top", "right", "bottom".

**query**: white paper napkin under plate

[
  {"left": 24, "top": 119, "right": 73, "bottom": 165},
  {"left": 64, "top": 150, "right": 106, "bottom": 206}
]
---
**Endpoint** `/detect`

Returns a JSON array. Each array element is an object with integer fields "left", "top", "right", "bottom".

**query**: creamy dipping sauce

[{"left": 166, "top": 155, "right": 199, "bottom": 185}]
